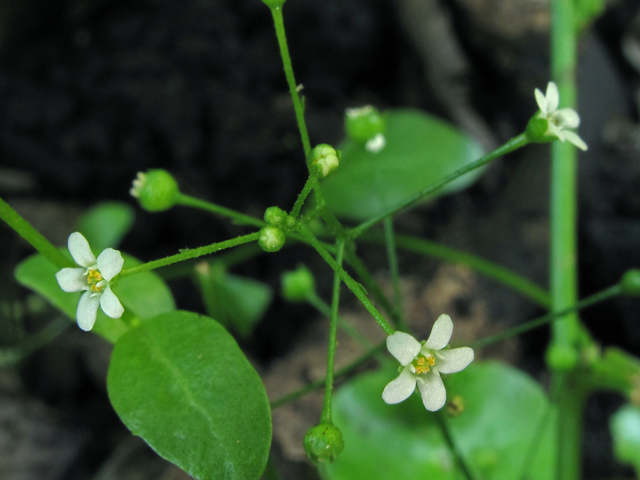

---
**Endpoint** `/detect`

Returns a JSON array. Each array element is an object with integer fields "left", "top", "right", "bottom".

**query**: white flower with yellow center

[
  {"left": 382, "top": 314, "right": 474, "bottom": 411},
  {"left": 55, "top": 232, "right": 124, "bottom": 331},
  {"left": 534, "top": 81, "right": 588, "bottom": 151}
]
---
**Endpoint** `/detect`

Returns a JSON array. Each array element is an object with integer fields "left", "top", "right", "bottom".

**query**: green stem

[
  {"left": 384, "top": 217, "right": 407, "bottom": 329},
  {"left": 320, "top": 239, "right": 345, "bottom": 424},
  {"left": 290, "top": 171, "right": 319, "bottom": 218},
  {"left": 176, "top": 193, "right": 265, "bottom": 228},
  {"left": 555, "top": 374, "right": 585, "bottom": 480},
  {"left": 270, "top": 340, "right": 386, "bottom": 409},
  {"left": 471, "top": 285, "right": 620, "bottom": 349},
  {"left": 118, "top": 232, "right": 260, "bottom": 278},
  {"left": 0, "top": 197, "right": 70, "bottom": 268},
  {"left": 434, "top": 412, "right": 477, "bottom": 480},
  {"left": 362, "top": 232, "right": 550, "bottom": 307},
  {"left": 270, "top": 5, "right": 311, "bottom": 159},
  {"left": 349, "top": 134, "right": 530, "bottom": 238},
  {"left": 296, "top": 223, "right": 395, "bottom": 336}
]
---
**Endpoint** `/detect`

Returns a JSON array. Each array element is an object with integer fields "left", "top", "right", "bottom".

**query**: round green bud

[
  {"left": 281, "top": 265, "right": 315, "bottom": 302},
  {"left": 260, "top": 0, "right": 285, "bottom": 8},
  {"left": 258, "top": 226, "right": 286, "bottom": 253},
  {"left": 525, "top": 115, "right": 553, "bottom": 144},
  {"left": 310, "top": 144, "right": 341, "bottom": 178},
  {"left": 345, "top": 105, "right": 386, "bottom": 143},
  {"left": 303, "top": 423, "right": 344, "bottom": 464},
  {"left": 545, "top": 343, "right": 579, "bottom": 371},
  {"left": 264, "top": 206, "right": 287, "bottom": 228},
  {"left": 285, "top": 215, "right": 297, "bottom": 230},
  {"left": 130, "top": 169, "right": 180, "bottom": 212},
  {"left": 621, "top": 269, "right": 640, "bottom": 296}
]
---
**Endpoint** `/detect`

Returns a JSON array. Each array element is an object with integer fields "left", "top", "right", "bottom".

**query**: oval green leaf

[
  {"left": 77, "top": 201, "right": 135, "bottom": 251},
  {"left": 322, "top": 109, "right": 485, "bottom": 221},
  {"left": 15, "top": 252, "right": 175, "bottom": 343},
  {"left": 107, "top": 311, "right": 272, "bottom": 480},
  {"left": 324, "top": 362, "right": 555, "bottom": 480}
]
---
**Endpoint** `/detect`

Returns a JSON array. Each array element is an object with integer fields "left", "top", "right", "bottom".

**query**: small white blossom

[
  {"left": 55, "top": 232, "right": 124, "bottom": 331},
  {"left": 534, "top": 81, "right": 588, "bottom": 151},
  {"left": 365, "top": 133, "right": 386, "bottom": 153},
  {"left": 382, "top": 314, "right": 474, "bottom": 411}
]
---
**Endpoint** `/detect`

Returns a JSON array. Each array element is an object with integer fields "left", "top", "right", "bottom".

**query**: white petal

[
  {"left": 100, "top": 285, "right": 124, "bottom": 318},
  {"left": 387, "top": 331, "right": 421, "bottom": 366},
  {"left": 382, "top": 368, "right": 417, "bottom": 404},
  {"left": 97, "top": 248, "right": 124, "bottom": 281},
  {"left": 68, "top": 232, "right": 96, "bottom": 268},
  {"left": 545, "top": 82, "right": 559, "bottom": 112},
  {"left": 55, "top": 268, "right": 87, "bottom": 292},
  {"left": 555, "top": 108, "right": 580, "bottom": 129},
  {"left": 417, "top": 370, "right": 447, "bottom": 412},
  {"left": 77, "top": 291, "right": 100, "bottom": 331},
  {"left": 547, "top": 122, "right": 565, "bottom": 141},
  {"left": 534, "top": 88, "right": 547, "bottom": 113},
  {"left": 425, "top": 314, "right": 453, "bottom": 350},
  {"left": 562, "top": 130, "right": 588, "bottom": 151},
  {"left": 437, "top": 347, "right": 474, "bottom": 374}
]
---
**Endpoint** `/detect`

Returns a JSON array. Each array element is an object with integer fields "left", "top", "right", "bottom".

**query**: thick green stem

[
  {"left": 176, "top": 194, "right": 265, "bottom": 228},
  {"left": 0, "top": 197, "right": 70, "bottom": 268},
  {"left": 320, "top": 239, "right": 345, "bottom": 424},
  {"left": 554, "top": 374, "right": 585, "bottom": 480},
  {"left": 270, "top": 6, "right": 311, "bottom": 159},
  {"left": 349, "top": 134, "right": 530, "bottom": 238},
  {"left": 296, "top": 223, "right": 395, "bottom": 336},
  {"left": 118, "top": 232, "right": 260, "bottom": 278}
]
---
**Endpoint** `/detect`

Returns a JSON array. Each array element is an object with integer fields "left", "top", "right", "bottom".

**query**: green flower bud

[
  {"left": 621, "top": 269, "right": 640, "bottom": 296},
  {"left": 310, "top": 144, "right": 341, "bottom": 178},
  {"left": 303, "top": 423, "right": 344, "bottom": 464},
  {"left": 260, "top": 0, "right": 285, "bottom": 8},
  {"left": 258, "top": 226, "right": 286, "bottom": 253},
  {"left": 264, "top": 206, "right": 287, "bottom": 228},
  {"left": 281, "top": 265, "right": 315, "bottom": 302},
  {"left": 130, "top": 169, "right": 180, "bottom": 212},
  {"left": 345, "top": 105, "right": 386, "bottom": 143},
  {"left": 546, "top": 343, "right": 579, "bottom": 371},
  {"left": 525, "top": 115, "right": 554, "bottom": 144}
]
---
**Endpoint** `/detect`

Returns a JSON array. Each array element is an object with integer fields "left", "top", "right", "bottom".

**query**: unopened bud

[
  {"left": 310, "top": 144, "right": 340, "bottom": 178},
  {"left": 281, "top": 265, "right": 315, "bottom": 302},
  {"left": 258, "top": 226, "right": 286, "bottom": 253},
  {"left": 130, "top": 169, "right": 180, "bottom": 212},
  {"left": 303, "top": 423, "right": 344, "bottom": 464}
]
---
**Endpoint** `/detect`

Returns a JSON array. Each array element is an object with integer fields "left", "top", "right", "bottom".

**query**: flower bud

[
  {"left": 264, "top": 206, "right": 287, "bottom": 228},
  {"left": 310, "top": 144, "right": 340, "bottom": 178},
  {"left": 260, "top": 0, "right": 286, "bottom": 8},
  {"left": 345, "top": 105, "right": 386, "bottom": 143},
  {"left": 525, "top": 115, "right": 554, "bottom": 144},
  {"left": 620, "top": 269, "right": 640, "bottom": 296},
  {"left": 130, "top": 169, "right": 180, "bottom": 212},
  {"left": 546, "top": 343, "right": 578, "bottom": 371},
  {"left": 281, "top": 265, "right": 315, "bottom": 302},
  {"left": 258, "top": 226, "right": 286, "bottom": 253},
  {"left": 303, "top": 423, "right": 344, "bottom": 464}
]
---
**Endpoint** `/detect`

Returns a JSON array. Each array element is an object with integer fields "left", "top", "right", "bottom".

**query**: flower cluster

[
  {"left": 383, "top": 314, "right": 474, "bottom": 411},
  {"left": 55, "top": 232, "right": 124, "bottom": 331}
]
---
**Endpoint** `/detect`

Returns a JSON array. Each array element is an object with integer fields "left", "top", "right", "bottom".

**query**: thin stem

[
  {"left": 471, "top": 285, "right": 621, "bottom": 349},
  {"left": 384, "top": 217, "right": 408, "bottom": 329},
  {"left": 270, "top": 340, "right": 386, "bottom": 409},
  {"left": 290, "top": 171, "right": 319, "bottom": 218},
  {"left": 296, "top": 223, "right": 395, "bottom": 336},
  {"left": 118, "top": 232, "right": 260, "bottom": 278},
  {"left": 349, "top": 134, "right": 530, "bottom": 238},
  {"left": 362, "top": 231, "right": 550, "bottom": 307},
  {"left": 0, "top": 197, "right": 70, "bottom": 268},
  {"left": 320, "top": 239, "right": 345, "bottom": 424},
  {"left": 270, "top": 6, "right": 311, "bottom": 159},
  {"left": 434, "top": 412, "right": 477, "bottom": 480},
  {"left": 176, "top": 193, "right": 265, "bottom": 228}
]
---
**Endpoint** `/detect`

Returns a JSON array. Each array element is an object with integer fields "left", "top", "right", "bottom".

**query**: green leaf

[
  {"left": 107, "top": 311, "right": 271, "bottom": 480},
  {"left": 324, "top": 362, "right": 555, "bottom": 480},
  {"left": 15, "top": 252, "right": 175, "bottom": 343},
  {"left": 195, "top": 263, "right": 272, "bottom": 339},
  {"left": 611, "top": 404, "right": 640, "bottom": 473},
  {"left": 322, "top": 109, "right": 485, "bottom": 221},
  {"left": 77, "top": 201, "right": 135, "bottom": 251}
]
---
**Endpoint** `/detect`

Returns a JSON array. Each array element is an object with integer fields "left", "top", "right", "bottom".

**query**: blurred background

[{"left": 1, "top": 0, "right": 640, "bottom": 478}]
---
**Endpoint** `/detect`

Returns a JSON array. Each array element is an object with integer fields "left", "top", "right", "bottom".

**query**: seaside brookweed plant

[
  {"left": 55, "top": 232, "right": 124, "bottom": 331},
  {"left": 526, "top": 81, "right": 588, "bottom": 151},
  {"left": 382, "top": 314, "right": 474, "bottom": 411}
]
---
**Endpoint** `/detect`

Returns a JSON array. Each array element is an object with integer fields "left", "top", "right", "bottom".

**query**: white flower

[
  {"left": 534, "top": 81, "right": 588, "bottom": 151},
  {"left": 382, "top": 314, "right": 474, "bottom": 411},
  {"left": 55, "top": 232, "right": 124, "bottom": 331},
  {"left": 365, "top": 133, "right": 386, "bottom": 153}
]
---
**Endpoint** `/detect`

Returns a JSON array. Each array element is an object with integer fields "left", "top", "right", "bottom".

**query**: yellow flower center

[
  {"left": 413, "top": 353, "right": 436, "bottom": 374},
  {"left": 87, "top": 269, "right": 105, "bottom": 293}
]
